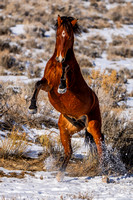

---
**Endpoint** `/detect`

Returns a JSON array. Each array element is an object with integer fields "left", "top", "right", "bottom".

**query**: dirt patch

[
  {"left": 0, "top": 154, "right": 100, "bottom": 178},
  {"left": 67, "top": 156, "right": 100, "bottom": 177},
  {"left": 0, "top": 155, "right": 46, "bottom": 172}
]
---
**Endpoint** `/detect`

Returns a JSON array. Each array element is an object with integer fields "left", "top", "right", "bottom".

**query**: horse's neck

[
  {"left": 52, "top": 47, "right": 81, "bottom": 76},
  {"left": 65, "top": 49, "right": 79, "bottom": 68},
  {"left": 64, "top": 49, "right": 83, "bottom": 88}
]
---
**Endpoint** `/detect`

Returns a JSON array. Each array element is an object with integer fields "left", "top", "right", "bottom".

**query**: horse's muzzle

[{"left": 56, "top": 56, "right": 65, "bottom": 63}]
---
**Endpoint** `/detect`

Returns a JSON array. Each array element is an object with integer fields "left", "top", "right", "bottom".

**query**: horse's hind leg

[
  {"left": 56, "top": 128, "right": 72, "bottom": 182},
  {"left": 87, "top": 120, "right": 110, "bottom": 182},
  {"left": 87, "top": 120, "right": 104, "bottom": 164},
  {"left": 56, "top": 114, "right": 81, "bottom": 181}
]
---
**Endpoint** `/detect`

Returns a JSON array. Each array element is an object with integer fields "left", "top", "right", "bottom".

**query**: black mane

[{"left": 54, "top": 16, "right": 82, "bottom": 35}]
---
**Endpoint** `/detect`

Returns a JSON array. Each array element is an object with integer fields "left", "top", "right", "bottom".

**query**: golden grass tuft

[
  {"left": 38, "top": 132, "right": 63, "bottom": 156},
  {"left": 0, "top": 127, "right": 28, "bottom": 158},
  {"left": 67, "top": 148, "right": 99, "bottom": 177},
  {"left": 101, "top": 70, "right": 118, "bottom": 92},
  {"left": 39, "top": 132, "right": 81, "bottom": 156},
  {"left": 88, "top": 69, "right": 127, "bottom": 104}
]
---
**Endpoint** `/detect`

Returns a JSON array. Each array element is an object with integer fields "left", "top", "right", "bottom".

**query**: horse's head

[{"left": 55, "top": 16, "right": 78, "bottom": 63}]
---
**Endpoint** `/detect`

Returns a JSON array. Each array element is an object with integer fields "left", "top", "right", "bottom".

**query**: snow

[
  {"left": 127, "top": 79, "right": 133, "bottom": 94},
  {"left": 1, "top": 125, "right": 132, "bottom": 199},
  {"left": 94, "top": 56, "right": 133, "bottom": 71},
  {"left": 126, "top": 97, "right": 133, "bottom": 107},
  {"left": 78, "top": 24, "right": 133, "bottom": 44},
  {"left": 0, "top": 168, "right": 132, "bottom": 200},
  {"left": 25, "top": 143, "right": 44, "bottom": 158},
  {"left": 0, "top": 130, "right": 8, "bottom": 138},
  {"left": 10, "top": 24, "right": 26, "bottom": 35},
  {"left": 45, "top": 29, "right": 55, "bottom": 37},
  {"left": 105, "top": 0, "right": 133, "bottom": 10},
  {"left": 83, "top": 1, "right": 90, "bottom": 8},
  {"left": 78, "top": 23, "right": 133, "bottom": 72},
  {"left": 0, "top": 75, "right": 39, "bottom": 85}
]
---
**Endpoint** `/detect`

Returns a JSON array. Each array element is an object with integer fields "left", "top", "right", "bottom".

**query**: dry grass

[
  {"left": 1, "top": 198, "right": 16, "bottom": 200},
  {"left": 0, "top": 155, "right": 46, "bottom": 171},
  {"left": 107, "top": 35, "right": 133, "bottom": 60},
  {"left": 60, "top": 193, "right": 92, "bottom": 200},
  {"left": 0, "top": 81, "right": 57, "bottom": 131},
  {"left": 38, "top": 133, "right": 63, "bottom": 157},
  {"left": 86, "top": 69, "right": 133, "bottom": 172},
  {"left": 0, "top": 128, "right": 28, "bottom": 158},
  {"left": 108, "top": 3, "right": 133, "bottom": 24},
  {"left": 101, "top": 106, "right": 133, "bottom": 172},
  {"left": 67, "top": 153, "right": 99, "bottom": 177},
  {"left": 88, "top": 69, "right": 127, "bottom": 106},
  {"left": 0, "top": 52, "right": 16, "bottom": 69},
  {"left": 75, "top": 35, "right": 106, "bottom": 60},
  {"left": 0, "top": 39, "right": 21, "bottom": 53},
  {"left": 0, "top": 70, "right": 132, "bottom": 173},
  {"left": 37, "top": 132, "right": 81, "bottom": 169}
]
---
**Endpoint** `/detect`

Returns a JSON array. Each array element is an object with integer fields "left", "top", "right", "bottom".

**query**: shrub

[
  {"left": 108, "top": 3, "right": 133, "bottom": 24},
  {"left": 0, "top": 82, "right": 57, "bottom": 131},
  {"left": 101, "top": 108, "right": 133, "bottom": 172},
  {"left": 88, "top": 69, "right": 127, "bottom": 105},
  {"left": 0, "top": 128, "right": 28, "bottom": 158}
]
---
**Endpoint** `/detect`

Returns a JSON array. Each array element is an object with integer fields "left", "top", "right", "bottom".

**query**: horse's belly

[{"left": 48, "top": 91, "right": 90, "bottom": 118}]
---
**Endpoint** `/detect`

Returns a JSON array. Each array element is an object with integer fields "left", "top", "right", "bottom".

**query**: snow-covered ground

[
  {"left": 0, "top": 125, "right": 132, "bottom": 199},
  {"left": 0, "top": 167, "right": 132, "bottom": 200}
]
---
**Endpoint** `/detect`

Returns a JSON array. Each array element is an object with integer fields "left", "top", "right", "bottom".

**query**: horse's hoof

[
  {"left": 28, "top": 108, "right": 37, "bottom": 114},
  {"left": 102, "top": 175, "right": 110, "bottom": 183},
  {"left": 56, "top": 171, "right": 65, "bottom": 182},
  {"left": 57, "top": 87, "right": 67, "bottom": 94}
]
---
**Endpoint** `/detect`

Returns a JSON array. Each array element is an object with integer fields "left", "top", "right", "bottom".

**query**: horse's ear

[
  {"left": 71, "top": 19, "right": 77, "bottom": 27},
  {"left": 57, "top": 15, "right": 62, "bottom": 27}
]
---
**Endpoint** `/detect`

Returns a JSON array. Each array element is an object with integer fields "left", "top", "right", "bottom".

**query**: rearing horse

[{"left": 29, "top": 16, "right": 104, "bottom": 181}]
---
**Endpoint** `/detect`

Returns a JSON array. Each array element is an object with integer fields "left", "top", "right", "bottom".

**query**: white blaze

[
  {"left": 58, "top": 30, "right": 65, "bottom": 62},
  {"left": 58, "top": 52, "right": 63, "bottom": 63}
]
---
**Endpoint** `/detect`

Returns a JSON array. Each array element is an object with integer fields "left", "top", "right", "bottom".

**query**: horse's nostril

[
  {"left": 56, "top": 57, "right": 59, "bottom": 61},
  {"left": 62, "top": 58, "right": 65, "bottom": 63}
]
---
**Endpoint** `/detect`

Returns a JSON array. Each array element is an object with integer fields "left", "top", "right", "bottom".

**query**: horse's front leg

[
  {"left": 29, "top": 78, "right": 50, "bottom": 114},
  {"left": 57, "top": 64, "right": 69, "bottom": 94}
]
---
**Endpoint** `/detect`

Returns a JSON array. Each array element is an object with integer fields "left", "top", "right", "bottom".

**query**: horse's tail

[
  {"left": 85, "top": 129, "right": 104, "bottom": 145},
  {"left": 85, "top": 129, "right": 95, "bottom": 145}
]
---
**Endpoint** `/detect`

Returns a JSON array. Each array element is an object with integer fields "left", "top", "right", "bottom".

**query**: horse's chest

[{"left": 48, "top": 90, "right": 85, "bottom": 115}]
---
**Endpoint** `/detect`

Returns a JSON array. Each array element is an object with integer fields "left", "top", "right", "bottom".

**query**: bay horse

[{"left": 29, "top": 16, "right": 104, "bottom": 181}]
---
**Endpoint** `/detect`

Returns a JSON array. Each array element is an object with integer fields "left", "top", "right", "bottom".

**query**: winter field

[{"left": 0, "top": 0, "right": 133, "bottom": 199}]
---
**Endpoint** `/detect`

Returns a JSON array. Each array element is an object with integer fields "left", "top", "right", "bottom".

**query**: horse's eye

[{"left": 62, "top": 30, "right": 66, "bottom": 37}]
